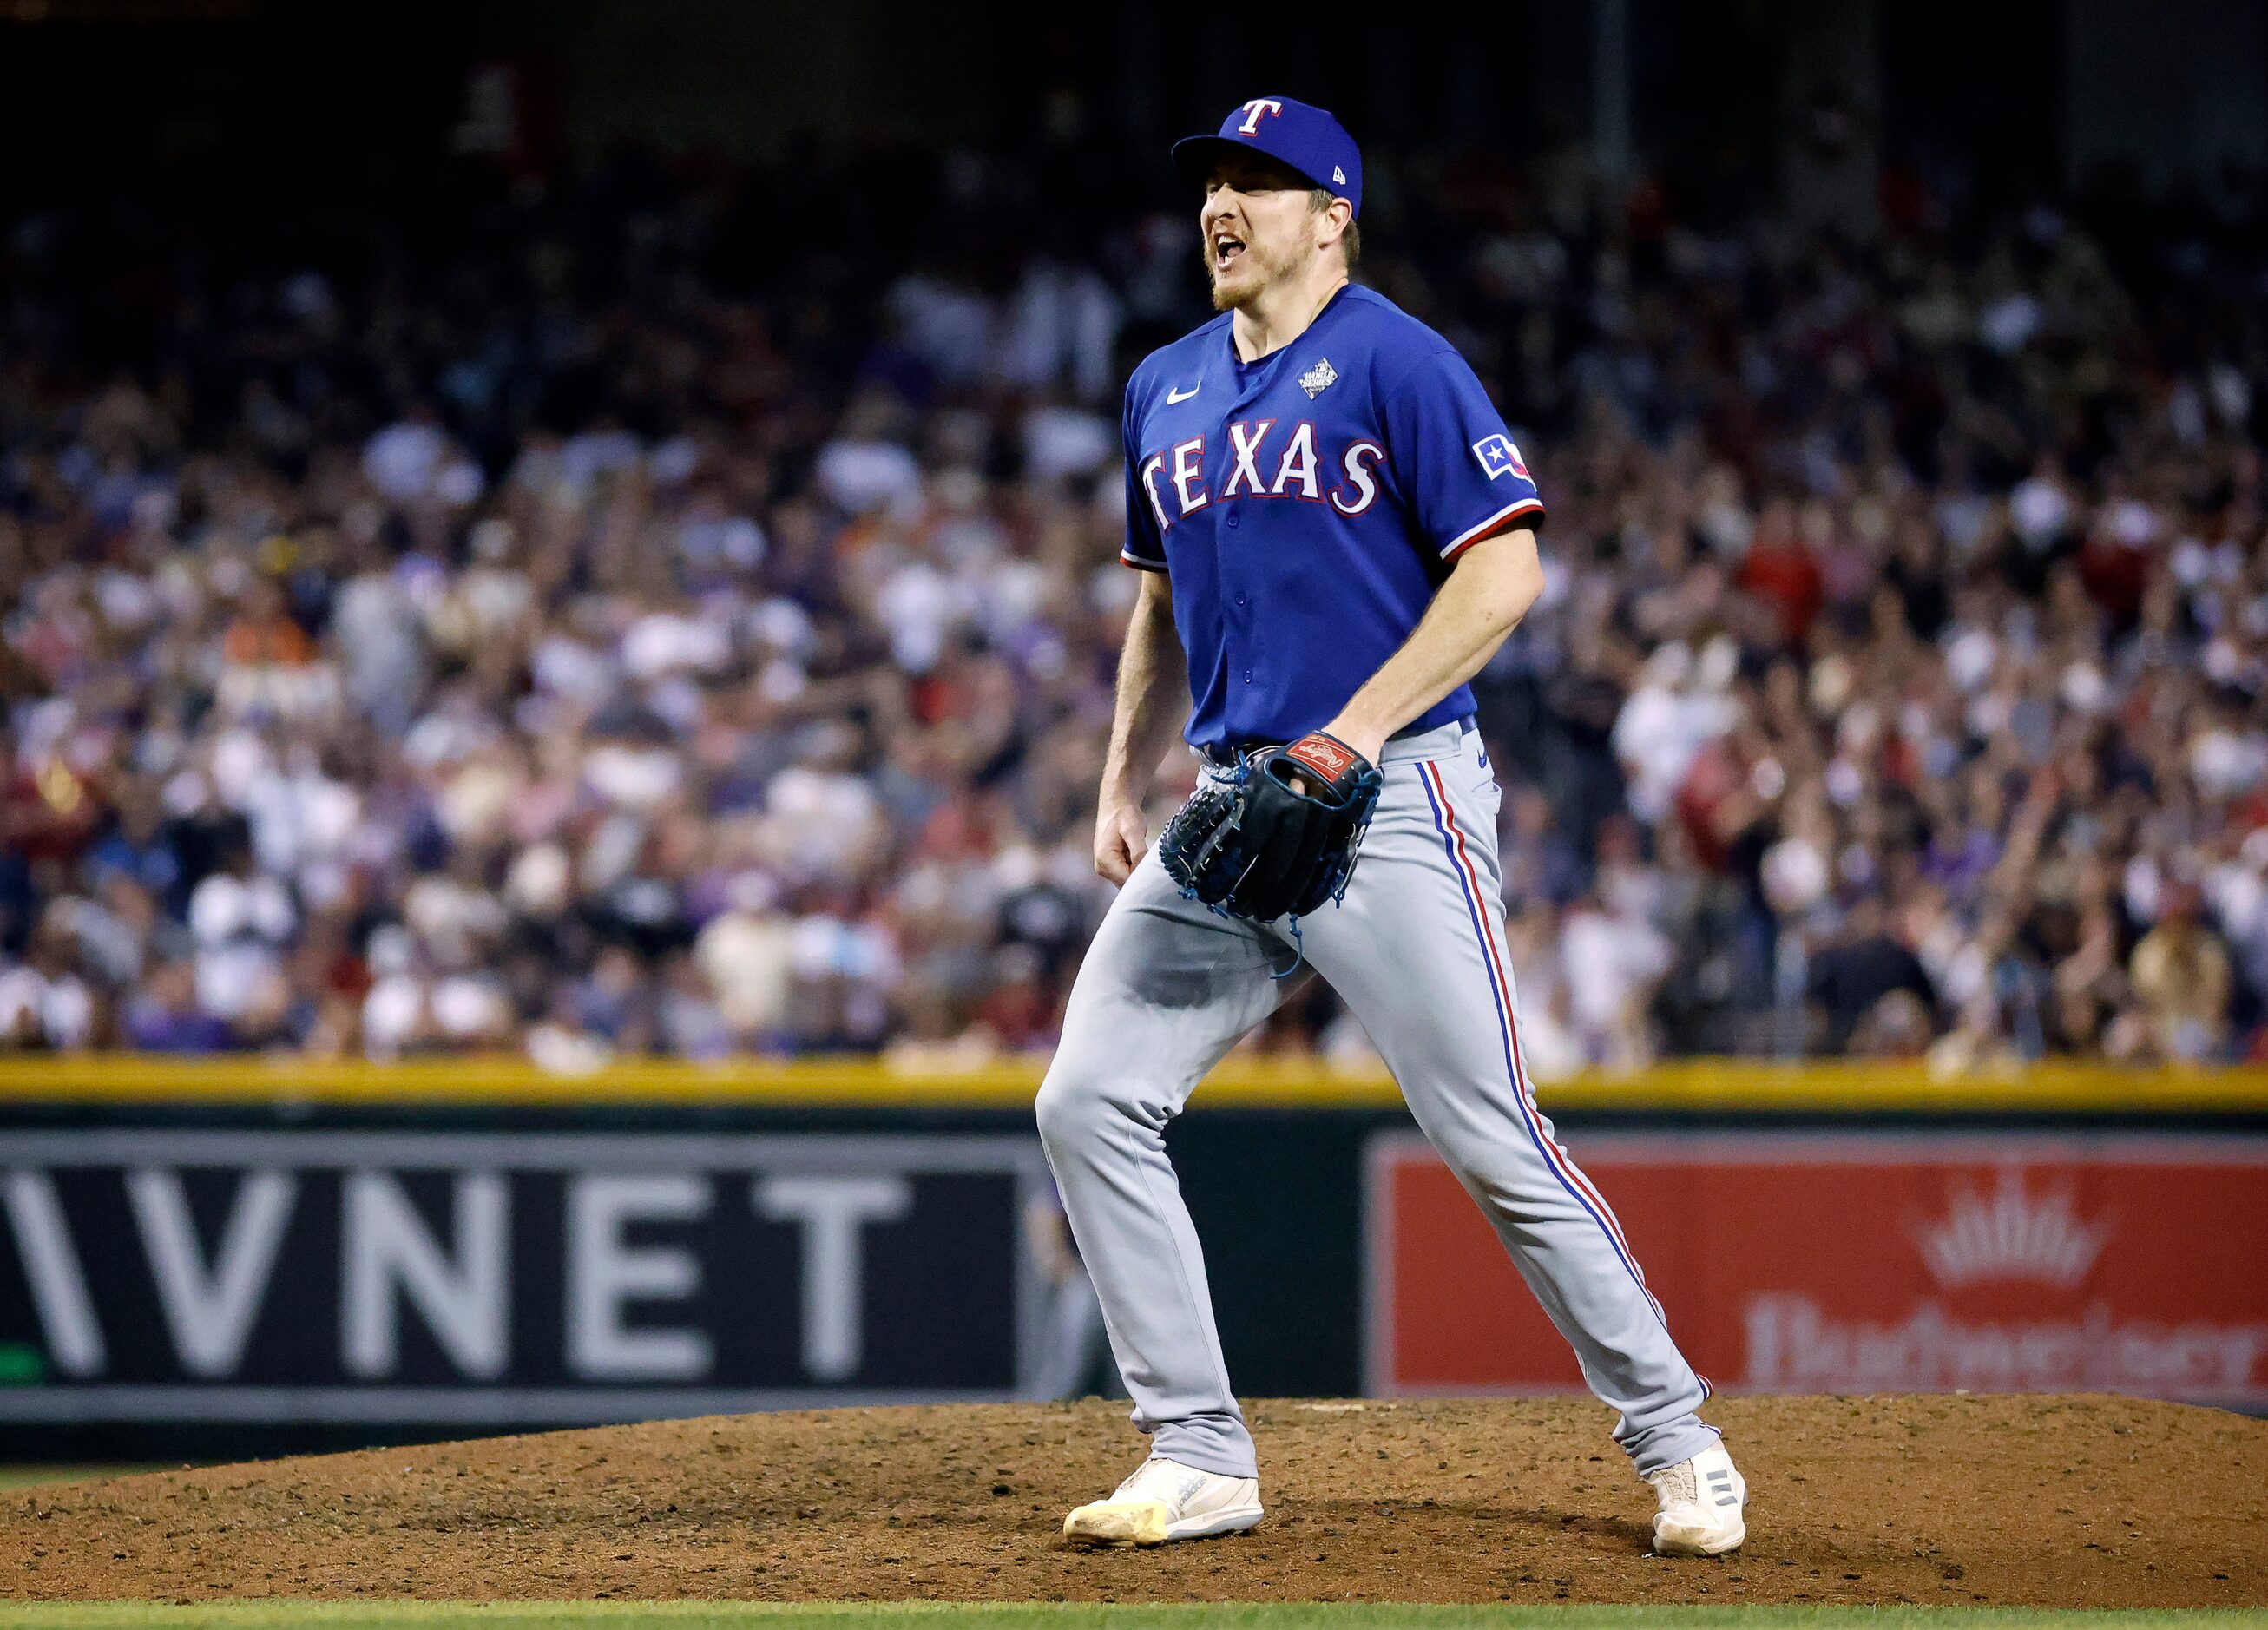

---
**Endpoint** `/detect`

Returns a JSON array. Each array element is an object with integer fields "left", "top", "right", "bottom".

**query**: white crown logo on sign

[
  {"left": 1911, "top": 1168, "right": 2114, "bottom": 1289},
  {"left": 1299, "top": 357, "right": 1338, "bottom": 398}
]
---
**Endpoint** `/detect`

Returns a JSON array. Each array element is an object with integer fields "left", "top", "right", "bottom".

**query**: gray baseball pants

[{"left": 1035, "top": 720, "right": 1717, "bottom": 1480}]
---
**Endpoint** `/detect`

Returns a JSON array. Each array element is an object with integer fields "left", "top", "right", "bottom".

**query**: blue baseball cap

[{"left": 1172, "top": 96, "right": 1364, "bottom": 218}]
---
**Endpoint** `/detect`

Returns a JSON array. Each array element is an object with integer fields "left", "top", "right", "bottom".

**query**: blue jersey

[{"left": 1121, "top": 284, "right": 1545, "bottom": 753}]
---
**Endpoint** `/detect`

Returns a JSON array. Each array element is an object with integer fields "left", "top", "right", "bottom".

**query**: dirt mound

[{"left": 3, "top": 1394, "right": 2262, "bottom": 1607}]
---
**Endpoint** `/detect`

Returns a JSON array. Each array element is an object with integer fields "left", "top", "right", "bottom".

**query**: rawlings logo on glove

[
  {"left": 1283, "top": 734, "right": 1355, "bottom": 780},
  {"left": 1158, "top": 730, "right": 1384, "bottom": 923}
]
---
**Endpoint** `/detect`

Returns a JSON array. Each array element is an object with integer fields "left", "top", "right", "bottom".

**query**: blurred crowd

[{"left": 4, "top": 135, "right": 2267, "bottom": 1071}]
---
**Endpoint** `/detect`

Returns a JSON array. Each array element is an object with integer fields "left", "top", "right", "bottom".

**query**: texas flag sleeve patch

[{"left": 1471, "top": 432, "right": 1530, "bottom": 482}]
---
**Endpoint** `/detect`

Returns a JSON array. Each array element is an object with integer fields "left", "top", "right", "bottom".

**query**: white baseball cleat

[
  {"left": 1646, "top": 1443, "right": 1747, "bottom": 1556},
  {"left": 1062, "top": 1456, "right": 1264, "bottom": 1548}
]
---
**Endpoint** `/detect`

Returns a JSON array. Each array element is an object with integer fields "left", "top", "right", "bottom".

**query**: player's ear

[{"left": 1315, "top": 196, "right": 1353, "bottom": 256}]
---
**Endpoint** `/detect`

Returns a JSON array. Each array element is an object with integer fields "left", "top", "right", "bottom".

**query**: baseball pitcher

[{"left": 1035, "top": 96, "right": 1747, "bottom": 1557}]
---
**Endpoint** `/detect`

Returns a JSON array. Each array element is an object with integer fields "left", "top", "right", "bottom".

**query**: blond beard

[{"left": 1207, "top": 237, "right": 1309, "bottom": 312}]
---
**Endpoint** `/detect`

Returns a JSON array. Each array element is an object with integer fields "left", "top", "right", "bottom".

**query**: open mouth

[{"left": 1212, "top": 232, "right": 1246, "bottom": 273}]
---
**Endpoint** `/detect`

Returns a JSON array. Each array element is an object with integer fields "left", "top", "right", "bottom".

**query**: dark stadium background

[
  {"left": 0, "top": 0, "right": 2265, "bottom": 1462},
  {"left": 0, "top": 1, "right": 2185, "bottom": 210}
]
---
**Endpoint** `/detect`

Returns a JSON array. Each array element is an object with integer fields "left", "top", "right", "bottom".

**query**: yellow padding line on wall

[{"left": 0, "top": 1055, "right": 2264, "bottom": 1112}]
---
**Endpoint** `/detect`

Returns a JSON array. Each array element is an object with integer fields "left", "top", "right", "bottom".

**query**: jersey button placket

[{"left": 1224, "top": 365, "right": 1272, "bottom": 694}]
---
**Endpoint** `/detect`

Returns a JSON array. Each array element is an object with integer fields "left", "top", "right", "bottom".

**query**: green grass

[
  {"left": 0, "top": 1468, "right": 163, "bottom": 1490},
  {"left": 0, "top": 1607, "right": 2259, "bottom": 1629}
]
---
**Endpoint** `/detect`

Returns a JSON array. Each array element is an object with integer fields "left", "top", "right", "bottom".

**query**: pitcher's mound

[{"left": 3, "top": 1394, "right": 2262, "bottom": 1607}]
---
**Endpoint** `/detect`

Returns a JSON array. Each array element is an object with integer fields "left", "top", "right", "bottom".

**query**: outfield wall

[{"left": 0, "top": 1058, "right": 2262, "bottom": 1459}]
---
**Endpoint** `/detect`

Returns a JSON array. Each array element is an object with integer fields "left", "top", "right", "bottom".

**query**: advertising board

[
  {"left": 1365, "top": 1131, "right": 2268, "bottom": 1405},
  {"left": 0, "top": 1130, "right": 1050, "bottom": 1425}
]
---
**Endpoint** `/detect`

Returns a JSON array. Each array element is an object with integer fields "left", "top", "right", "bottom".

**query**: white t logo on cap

[{"left": 1236, "top": 99, "right": 1284, "bottom": 135}]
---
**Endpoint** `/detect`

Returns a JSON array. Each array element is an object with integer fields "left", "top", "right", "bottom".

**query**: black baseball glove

[{"left": 1158, "top": 730, "right": 1385, "bottom": 923}]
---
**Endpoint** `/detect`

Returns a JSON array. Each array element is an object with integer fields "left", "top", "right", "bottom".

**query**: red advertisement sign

[{"left": 1364, "top": 1132, "right": 2268, "bottom": 1405}]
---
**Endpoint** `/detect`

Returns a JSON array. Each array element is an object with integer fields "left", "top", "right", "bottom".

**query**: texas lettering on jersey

[
  {"left": 1119, "top": 285, "right": 1544, "bottom": 753},
  {"left": 1136, "top": 422, "right": 1387, "bottom": 526}
]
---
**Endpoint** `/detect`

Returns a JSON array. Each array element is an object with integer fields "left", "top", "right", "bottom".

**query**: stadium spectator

[{"left": 2, "top": 134, "right": 2265, "bottom": 1071}]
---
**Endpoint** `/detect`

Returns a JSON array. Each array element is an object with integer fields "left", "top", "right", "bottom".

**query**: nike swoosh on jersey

[{"left": 1167, "top": 384, "right": 1200, "bottom": 403}]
